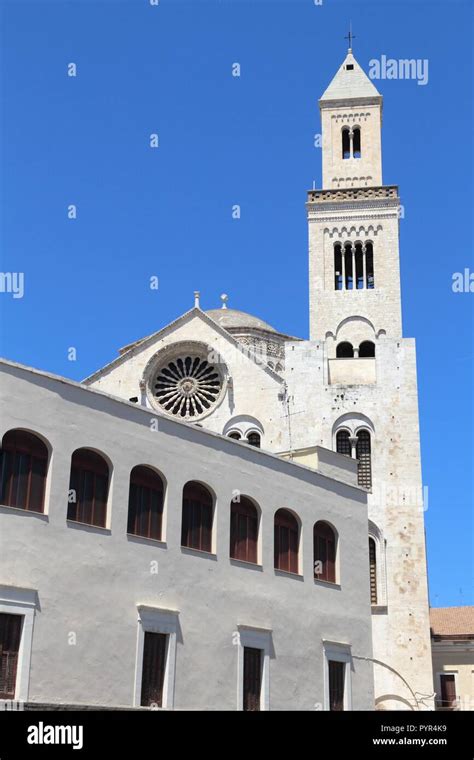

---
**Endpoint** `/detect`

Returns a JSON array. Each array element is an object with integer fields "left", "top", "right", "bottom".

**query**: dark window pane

[
  {"left": 140, "top": 632, "right": 167, "bottom": 708},
  {"left": 369, "top": 538, "right": 377, "bottom": 604},
  {"left": 274, "top": 509, "right": 299, "bottom": 572},
  {"left": 342, "top": 129, "right": 350, "bottom": 159},
  {"left": 366, "top": 243, "right": 374, "bottom": 288},
  {"left": 247, "top": 433, "right": 260, "bottom": 448},
  {"left": 336, "top": 430, "right": 351, "bottom": 456},
  {"left": 0, "top": 614, "right": 22, "bottom": 699},
  {"left": 182, "top": 483, "right": 213, "bottom": 552},
  {"left": 439, "top": 674, "right": 457, "bottom": 709},
  {"left": 353, "top": 128, "right": 361, "bottom": 158},
  {"left": 336, "top": 342, "right": 354, "bottom": 358},
  {"left": 356, "top": 431, "right": 372, "bottom": 488},
  {"left": 334, "top": 245, "right": 343, "bottom": 290},
  {"left": 314, "top": 522, "right": 336, "bottom": 582},
  {"left": 329, "top": 660, "right": 345, "bottom": 711},
  {"left": 67, "top": 450, "right": 109, "bottom": 527},
  {"left": 29, "top": 457, "right": 46, "bottom": 512},
  {"left": 243, "top": 647, "right": 262, "bottom": 711}
]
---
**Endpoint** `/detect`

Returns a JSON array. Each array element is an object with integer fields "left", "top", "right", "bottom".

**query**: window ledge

[
  {"left": 127, "top": 533, "right": 167, "bottom": 548},
  {"left": 229, "top": 558, "right": 263, "bottom": 571},
  {"left": 66, "top": 520, "right": 111, "bottom": 535},
  {"left": 371, "top": 604, "right": 388, "bottom": 615},
  {"left": 274, "top": 569, "right": 304, "bottom": 581},
  {"left": 314, "top": 578, "right": 341, "bottom": 590},
  {"left": 0, "top": 504, "right": 48, "bottom": 520},
  {"left": 180, "top": 546, "right": 217, "bottom": 561}
]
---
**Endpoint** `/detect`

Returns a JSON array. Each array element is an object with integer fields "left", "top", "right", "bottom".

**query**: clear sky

[{"left": 0, "top": 0, "right": 472, "bottom": 607}]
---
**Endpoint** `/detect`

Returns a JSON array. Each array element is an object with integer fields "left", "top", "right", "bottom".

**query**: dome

[{"left": 206, "top": 308, "right": 278, "bottom": 334}]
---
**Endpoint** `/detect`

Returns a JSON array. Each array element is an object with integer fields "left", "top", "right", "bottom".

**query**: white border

[
  {"left": 134, "top": 605, "right": 179, "bottom": 709},
  {"left": 0, "top": 585, "right": 37, "bottom": 703}
]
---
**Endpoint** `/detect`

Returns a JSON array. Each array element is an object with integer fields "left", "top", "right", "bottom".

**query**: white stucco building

[{"left": 0, "top": 47, "right": 433, "bottom": 710}]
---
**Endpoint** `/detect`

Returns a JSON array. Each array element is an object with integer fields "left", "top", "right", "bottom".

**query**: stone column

[{"left": 349, "top": 436, "right": 358, "bottom": 459}]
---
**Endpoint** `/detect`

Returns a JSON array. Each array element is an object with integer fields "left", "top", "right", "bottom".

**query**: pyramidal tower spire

[{"left": 319, "top": 48, "right": 382, "bottom": 189}]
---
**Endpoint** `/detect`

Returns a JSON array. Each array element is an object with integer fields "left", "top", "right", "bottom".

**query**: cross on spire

[{"left": 344, "top": 22, "right": 356, "bottom": 51}]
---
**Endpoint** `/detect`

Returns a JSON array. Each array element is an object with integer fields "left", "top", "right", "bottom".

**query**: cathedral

[{"left": 0, "top": 48, "right": 433, "bottom": 710}]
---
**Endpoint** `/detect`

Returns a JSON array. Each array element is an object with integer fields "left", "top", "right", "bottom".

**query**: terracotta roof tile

[{"left": 430, "top": 606, "right": 474, "bottom": 638}]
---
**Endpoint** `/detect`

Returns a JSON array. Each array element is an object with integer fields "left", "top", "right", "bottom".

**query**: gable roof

[
  {"left": 82, "top": 307, "right": 288, "bottom": 385},
  {"left": 320, "top": 50, "right": 381, "bottom": 105}
]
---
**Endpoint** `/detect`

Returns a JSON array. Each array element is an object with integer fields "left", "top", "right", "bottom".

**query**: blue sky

[{"left": 0, "top": 0, "right": 472, "bottom": 607}]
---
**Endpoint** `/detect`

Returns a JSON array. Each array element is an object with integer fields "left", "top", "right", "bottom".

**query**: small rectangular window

[
  {"left": 439, "top": 674, "right": 457, "bottom": 710},
  {"left": 140, "top": 631, "right": 168, "bottom": 708},
  {"left": 328, "top": 660, "right": 345, "bottom": 711},
  {"left": 0, "top": 613, "right": 22, "bottom": 699},
  {"left": 243, "top": 647, "right": 262, "bottom": 711},
  {"left": 345, "top": 64, "right": 354, "bottom": 70}
]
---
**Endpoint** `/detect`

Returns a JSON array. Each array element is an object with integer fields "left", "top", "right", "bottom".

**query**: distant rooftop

[
  {"left": 430, "top": 606, "right": 474, "bottom": 640},
  {"left": 206, "top": 307, "right": 278, "bottom": 334}
]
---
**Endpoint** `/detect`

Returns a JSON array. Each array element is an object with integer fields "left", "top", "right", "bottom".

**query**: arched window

[
  {"left": 314, "top": 521, "right": 336, "bottom": 583},
  {"left": 353, "top": 127, "right": 361, "bottom": 158},
  {"left": 127, "top": 466, "right": 164, "bottom": 540},
  {"left": 228, "top": 431, "right": 241, "bottom": 440},
  {"left": 356, "top": 430, "right": 372, "bottom": 488},
  {"left": 230, "top": 497, "right": 258, "bottom": 564},
  {"left": 342, "top": 128, "right": 350, "bottom": 159},
  {"left": 344, "top": 243, "right": 353, "bottom": 289},
  {"left": 67, "top": 448, "right": 109, "bottom": 528},
  {"left": 334, "top": 244, "right": 343, "bottom": 290},
  {"left": 355, "top": 242, "right": 364, "bottom": 289},
  {"left": 336, "top": 430, "right": 351, "bottom": 456},
  {"left": 0, "top": 430, "right": 48, "bottom": 513},
  {"left": 369, "top": 537, "right": 377, "bottom": 604},
  {"left": 365, "top": 242, "right": 374, "bottom": 288},
  {"left": 359, "top": 341, "right": 375, "bottom": 358},
  {"left": 274, "top": 508, "right": 299, "bottom": 573},
  {"left": 246, "top": 432, "right": 261, "bottom": 448},
  {"left": 181, "top": 481, "right": 213, "bottom": 552},
  {"left": 336, "top": 342, "right": 354, "bottom": 358}
]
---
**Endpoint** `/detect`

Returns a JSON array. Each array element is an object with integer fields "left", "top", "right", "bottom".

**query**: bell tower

[
  {"left": 319, "top": 48, "right": 383, "bottom": 189},
  {"left": 302, "top": 43, "right": 434, "bottom": 710},
  {"left": 308, "top": 47, "right": 402, "bottom": 345}
]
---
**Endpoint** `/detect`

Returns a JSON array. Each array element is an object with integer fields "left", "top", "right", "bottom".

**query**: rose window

[{"left": 152, "top": 354, "right": 223, "bottom": 419}]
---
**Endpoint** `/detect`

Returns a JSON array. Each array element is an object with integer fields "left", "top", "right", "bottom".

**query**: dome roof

[{"left": 206, "top": 308, "right": 277, "bottom": 334}]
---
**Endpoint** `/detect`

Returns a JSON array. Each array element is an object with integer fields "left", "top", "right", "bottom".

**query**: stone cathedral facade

[{"left": 0, "top": 49, "right": 433, "bottom": 710}]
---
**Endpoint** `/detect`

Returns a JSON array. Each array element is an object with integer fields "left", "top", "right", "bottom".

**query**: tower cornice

[
  {"left": 319, "top": 96, "right": 382, "bottom": 111},
  {"left": 307, "top": 186, "right": 398, "bottom": 204}
]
